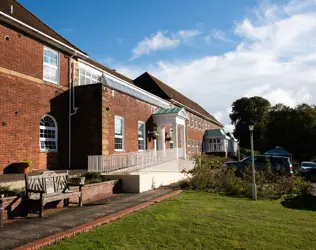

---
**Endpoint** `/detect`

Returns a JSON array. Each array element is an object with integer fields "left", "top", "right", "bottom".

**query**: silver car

[{"left": 299, "top": 161, "right": 316, "bottom": 178}]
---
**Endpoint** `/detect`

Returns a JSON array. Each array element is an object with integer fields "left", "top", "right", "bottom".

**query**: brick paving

[{"left": 0, "top": 184, "right": 180, "bottom": 250}]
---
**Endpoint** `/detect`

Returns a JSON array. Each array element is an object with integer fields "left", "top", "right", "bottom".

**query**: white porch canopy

[{"left": 152, "top": 107, "right": 189, "bottom": 159}]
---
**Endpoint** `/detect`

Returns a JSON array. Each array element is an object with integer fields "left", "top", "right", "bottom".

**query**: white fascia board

[
  {"left": 78, "top": 60, "right": 171, "bottom": 108},
  {"left": 0, "top": 11, "right": 88, "bottom": 58}
]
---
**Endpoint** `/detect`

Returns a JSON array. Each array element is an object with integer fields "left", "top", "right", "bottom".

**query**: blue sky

[
  {"left": 19, "top": 0, "right": 316, "bottom": 129},
  {"left": 20, "top": 0, "right": 259, "bottom": 64}
]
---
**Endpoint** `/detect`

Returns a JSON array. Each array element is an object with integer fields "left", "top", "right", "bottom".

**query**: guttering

[
  {"left": 0, "top": 11, "right": 88, "bottom": 59},
  {"left": 78, "top": 59, "right": 171, "bottom": 108},
  {"left": 169, "top": 99, "right": 223, "bottom": 127}
]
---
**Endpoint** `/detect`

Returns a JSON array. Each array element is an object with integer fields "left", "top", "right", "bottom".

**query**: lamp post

[{"left": 248, "top": 121, "right": 257, "bottom": 200}]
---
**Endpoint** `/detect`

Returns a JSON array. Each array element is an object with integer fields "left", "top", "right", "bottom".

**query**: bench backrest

[{"left": 25, "top": 171, "right": 69, "bottom": 197}]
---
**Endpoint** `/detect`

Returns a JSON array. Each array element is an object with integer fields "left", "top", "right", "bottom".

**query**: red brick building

[{"left": 0, "top": 0, "right": 223, "bottom": 173}]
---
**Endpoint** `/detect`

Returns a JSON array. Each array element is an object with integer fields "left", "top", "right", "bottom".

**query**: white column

[
  {"left": 157, "top": 126, "right": 166, "bottom": 151},
  {"left": 181, "top": 125, "right": 186, "bottom": 159},
  {"left": 173, "top": 122, "right": 178, "bottom": 158}
]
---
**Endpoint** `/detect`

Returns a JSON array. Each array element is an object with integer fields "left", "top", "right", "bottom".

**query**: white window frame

[
  {"left": 43, "top": 47, "right": 59, "bottom": 84},
  {"left": 209, "top": 138, "right": 223, "bottom": 152},
  {"left": 79, "top": 68, "right": 101, "bottom": 86},
  {"left": 191, "top": 115, "right": 194, "bottom": 127},
  {"left": 188, "top": 114, "right": 191, "bottom": 126},
  {"left": 188, "top": 139, "right": 191, "bottom": 152},
  {"left": 39, "top": 114, "right": 58, "bottom": 152},
  {"left": 138, "top": 121, "right": 146, "bottom": 151},
  {"left": 196, "top": 140, "right": 199, "bottom": 152},
  {"left": 195, "top": 116, "right": 198, "bottom": 128},
  {"left": 114, "top": 115, "right": 124, "bottom": 152}
]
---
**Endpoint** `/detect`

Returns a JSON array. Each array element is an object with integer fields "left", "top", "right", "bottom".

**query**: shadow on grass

[{"left": 281, "top": 195, "right": 316, "bottom": 211}]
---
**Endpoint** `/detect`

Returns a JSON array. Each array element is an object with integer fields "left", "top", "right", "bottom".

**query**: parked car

[
  {"left": 299, "top": 161, "right": 316, "bottom": 180},
  {"left": 224, "top": 155, "right": 293, "bottom": 175}
]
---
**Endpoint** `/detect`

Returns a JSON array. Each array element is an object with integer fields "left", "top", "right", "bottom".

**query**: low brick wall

[{"left": 0, "top": 180, "right": 119, "bottom": 221}]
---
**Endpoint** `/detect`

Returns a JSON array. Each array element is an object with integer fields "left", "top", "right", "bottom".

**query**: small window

[
  {"left": 191, "top": 115, "right": 194, "bottom": 127},
  {"left": 188, "top": 114, "right": 191, "bottom": 126},
  {"left": 202, "top": 120, "right": 204, "bottom": 130},
  {"left": 195, "top": 117, "right": 198, "bottom": 128},
  {"left": 40, "top": 115, "right": 58, "bottom": 152},
  {"left": 138, "top": 121, "right": 146, "bottom": 151},
  {"left": 196, "top": 141, "right": 199, "bottom": 152},
  {"left": 188, "top": 140, "right": 191, "bottom": 152},
  {"left": 43, "top": 47, "right": 59, "bottom": 83},
  {"left": 115, "top": 116, "right": 124, "bottom": 151},
  {"left": 170, "top": 128, "right": 174, "bottom": 148}
]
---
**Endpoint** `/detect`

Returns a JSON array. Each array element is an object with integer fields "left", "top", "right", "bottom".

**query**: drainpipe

[{"left": 69, "top": 56, "right": 78, "bottom": 169}]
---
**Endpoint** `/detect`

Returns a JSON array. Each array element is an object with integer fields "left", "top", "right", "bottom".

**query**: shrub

[
  {"left": 184, "top": 155, "right": 314, "bottom": 200},
  {"left": 82, "top": 172, "right": 108, "bottom": 184},
  {"left": 22, "top": 159, "right": 32, "bottom": 167},
  {"left": 0, "top": 186, "right": 25, "bottom": 197}
]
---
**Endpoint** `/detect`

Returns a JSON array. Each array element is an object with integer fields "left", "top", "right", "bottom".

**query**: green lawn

[{"left": 47, "top": 192, "right": 316, "bottom": 250}]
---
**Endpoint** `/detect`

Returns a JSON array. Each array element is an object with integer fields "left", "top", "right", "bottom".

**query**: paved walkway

[{"left": 0, "top": 185, "right": 179, "bottom": 250}]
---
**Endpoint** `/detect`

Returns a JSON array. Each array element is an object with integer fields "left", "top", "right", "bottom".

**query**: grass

[{"left": 46, "top": 192, "right": 316, "bottom": 250}]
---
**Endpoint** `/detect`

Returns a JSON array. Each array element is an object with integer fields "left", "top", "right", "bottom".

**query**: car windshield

[
  {"left": 302, "top": 162, "right": 316, "bottom": 167},
  {"left": 240, "top": 157, "right": 251, "bottom": 162}
]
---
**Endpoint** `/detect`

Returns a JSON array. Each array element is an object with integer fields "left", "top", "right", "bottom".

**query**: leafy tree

[{"left": 229, "top": 96, "right": 271, "bottom": 151}]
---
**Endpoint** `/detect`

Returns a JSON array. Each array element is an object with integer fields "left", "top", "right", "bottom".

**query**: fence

[{"left": 88, "top": 148, "right": 178, "bottom": 173}]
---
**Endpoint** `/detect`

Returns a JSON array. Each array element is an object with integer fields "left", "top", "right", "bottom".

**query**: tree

[{"left": 229, "top": 96, "right": 271, "bottom": 151}]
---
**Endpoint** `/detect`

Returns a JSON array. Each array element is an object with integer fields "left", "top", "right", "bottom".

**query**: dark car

[{"left": 224, "top": 155, "right": 293, "bottom": 174}]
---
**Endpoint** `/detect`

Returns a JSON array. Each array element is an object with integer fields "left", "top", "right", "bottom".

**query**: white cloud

[
  {"left": 131, "top": 29, "right": 201, "bottom": 59},
  {"left": 131, "top": 31, "right": 181, "bottom": 59},
  {"left": 178, "top": 29, "right": 202, "bottom": 40},
  {"left": 205, "top": 29, "right": 235, "bottom": 44},
  {"left": 120, "top": 0, "right": 316, "bottom": 130}
]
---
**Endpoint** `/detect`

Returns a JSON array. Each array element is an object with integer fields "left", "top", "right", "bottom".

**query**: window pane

[
  {"left": 44, "top": 49, "right": 58, "bottom": 66},
  {"left": 138, "top": 122, "right": 144, "bottom": 138},
  {"left": 40, "top": 115, "right": 57, "bottom": 151},
  {"left": 138, "top": 140, "right": 145, "bottom": 150},
  {"left": 80, "top": 76, "right": 85, "bottom": 85},
  {"left": 115, "top": 117, "right": 123, "bottom": 135},
  {"left": 115, "top": 138, "right": 123, "bottom": 150},
  {"left": 44, "top": 65, "right": 58, "bottom": 82}
]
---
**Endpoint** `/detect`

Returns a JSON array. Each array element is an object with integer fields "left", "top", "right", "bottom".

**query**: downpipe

[{"left": 69, "top": 56, "right": 79, "bottom": 169}]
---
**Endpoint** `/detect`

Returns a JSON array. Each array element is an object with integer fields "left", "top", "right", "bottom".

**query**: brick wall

[
  {"left": 0, "top": 22, "right": 72, "bottom": 172},
  {"left": 0, "top": 73, "right": 70, "bottom": 172},
  {"left": 106, "top": 88, "right": 157, "bottom": 154},
  {"left": 0, "top": 23, "right": 69, "bottom": 88}
]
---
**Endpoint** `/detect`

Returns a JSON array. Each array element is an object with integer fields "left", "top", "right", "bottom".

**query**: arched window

[{"left": 40, "top": 115, "right": 58, "bottom": 152}]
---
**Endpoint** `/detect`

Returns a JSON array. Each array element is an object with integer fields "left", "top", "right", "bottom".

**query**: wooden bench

[{"left": 25, "top": 171, "right": 84, "bottom": 217}]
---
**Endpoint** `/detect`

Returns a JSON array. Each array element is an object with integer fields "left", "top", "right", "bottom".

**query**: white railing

[{"left": 88, "top": 148, "right": 178, "bottom": 173}]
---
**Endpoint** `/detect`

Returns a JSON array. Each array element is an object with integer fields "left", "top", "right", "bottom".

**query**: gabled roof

[
  {"left": 82, "top": 58, "right": 134, "bottom": 85},
  {"left": 153, "top": 107, "right": 189, "bottom": 121},
  {"left": 134, "top": 72, "right": 222, "bottom": 126},
  {"left": 205, "top": 129, "right": 229, "bottom": 139},
  {"left": 0, "top": 0, "right": 87, "bottom": 56}
]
